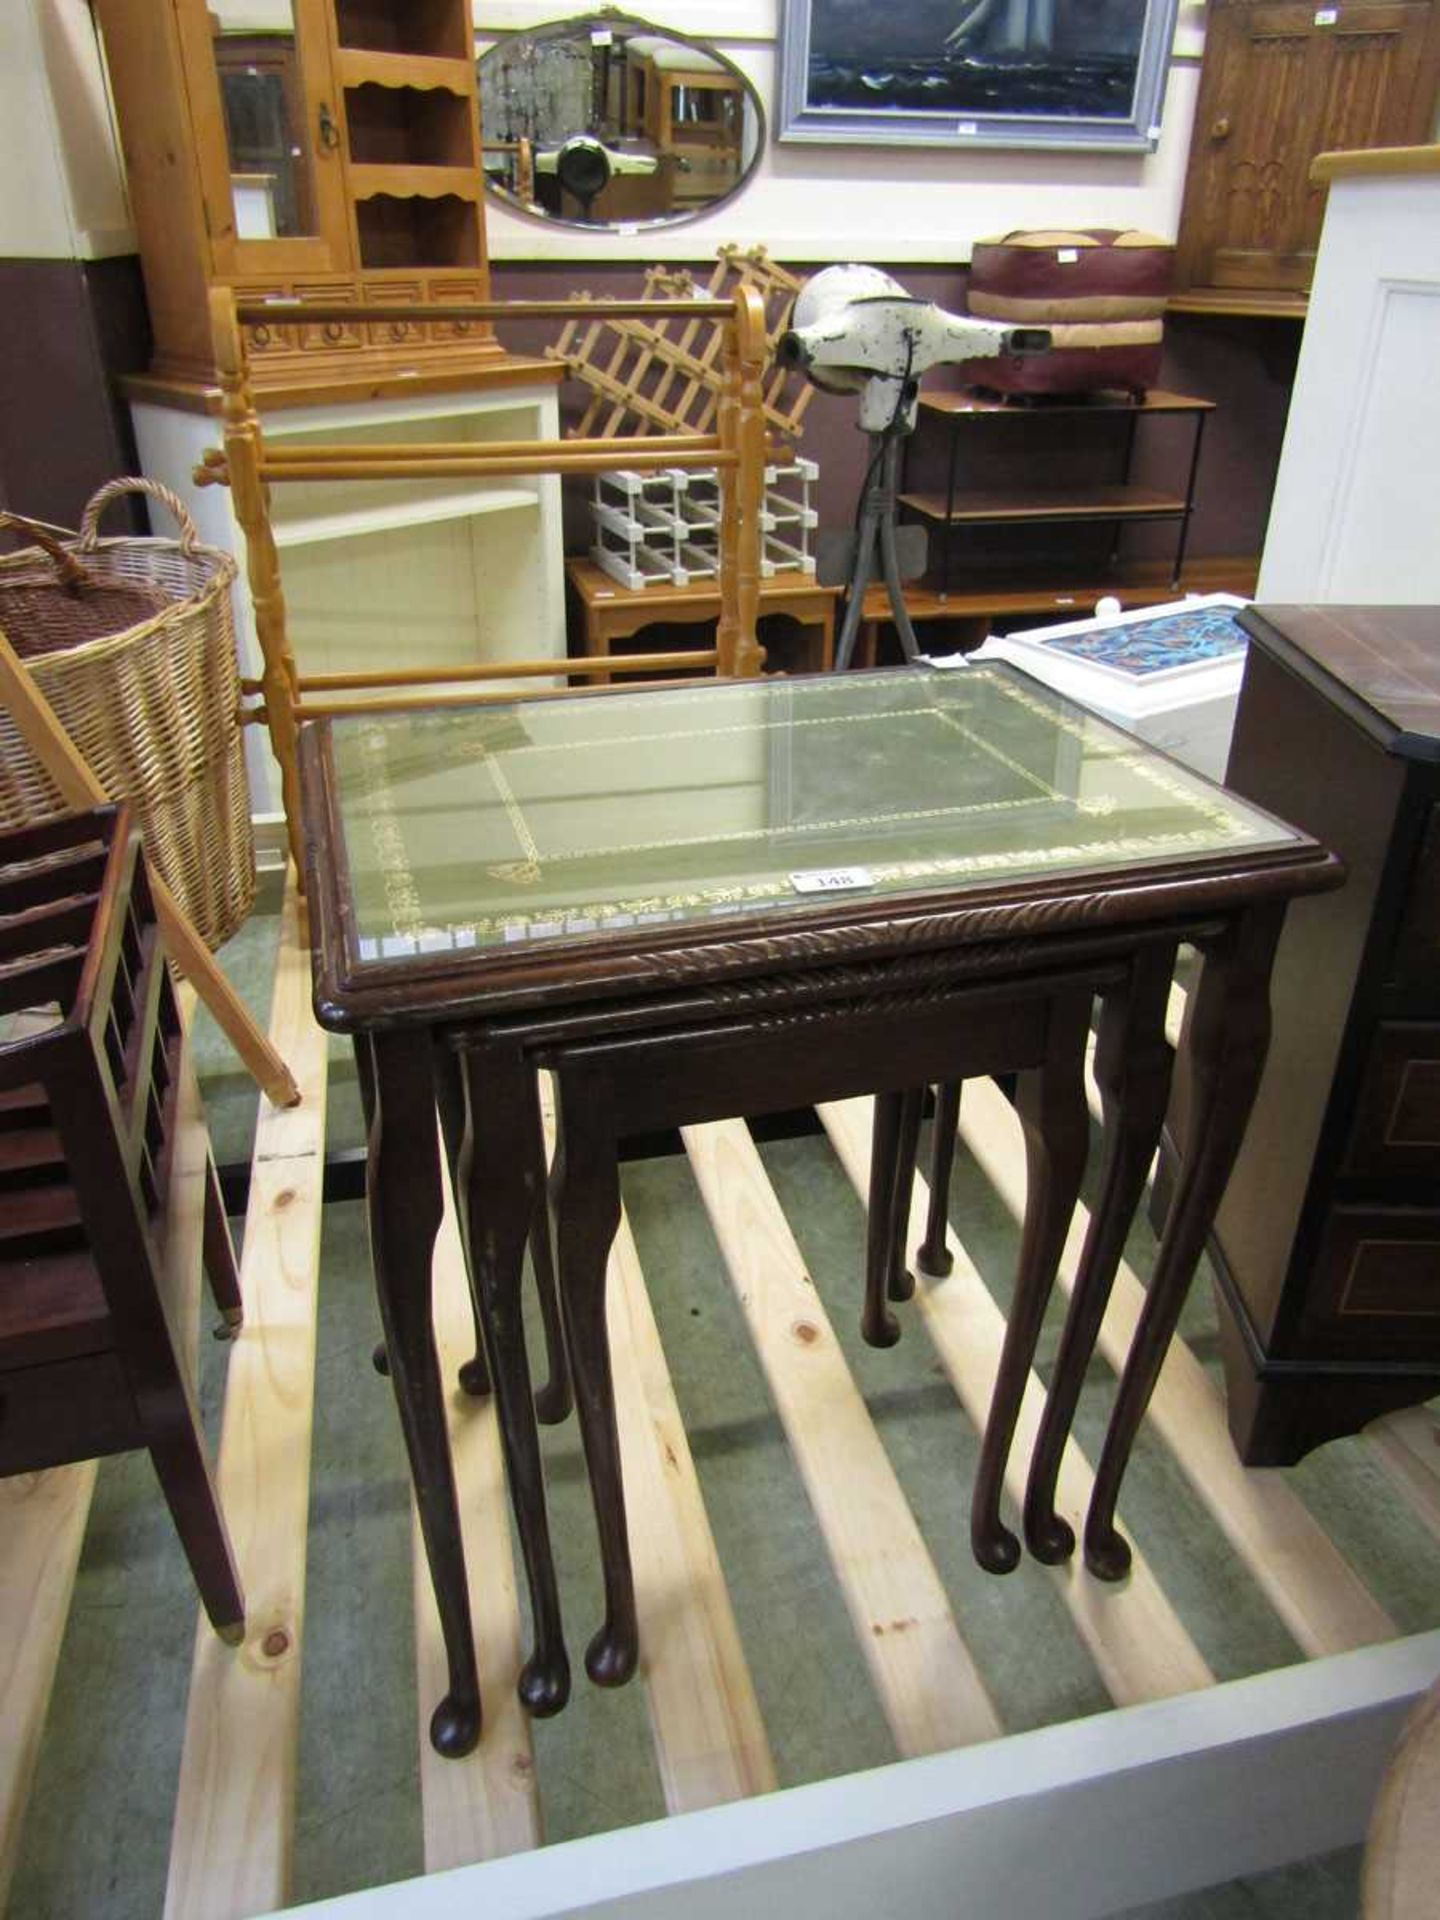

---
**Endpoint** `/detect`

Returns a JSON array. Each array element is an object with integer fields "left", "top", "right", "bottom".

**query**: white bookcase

[{"left": 130, "top": 381, "right": 567, "bottom": 826}]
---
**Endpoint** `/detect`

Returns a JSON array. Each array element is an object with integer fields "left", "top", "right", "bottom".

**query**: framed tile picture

[
  {"left": 776, "top": 0, "right": 1181, "bottom": 152},
  {"left": 970, "top": 594, "right": 1250, "bottom": 782}
]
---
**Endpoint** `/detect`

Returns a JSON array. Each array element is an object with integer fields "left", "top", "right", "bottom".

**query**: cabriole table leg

[
  {"left": 1023, "top": 943, "right": 1177, "bottom": 1565},
  {"left": 971, "top": 994, "right": 1092, "bottom": 1575},
  {"left": 1084, "top": 906, "right": 1284, "bottom": 1581},
  {"left": 460, "top": 1045, "right": 572, "bottom": 1714},
  {"left": 366, "top": 1030, "right": 482, "bottom": 1756}
]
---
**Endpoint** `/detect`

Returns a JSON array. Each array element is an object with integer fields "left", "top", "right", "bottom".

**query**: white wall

[
  {"left": 0, "top": 0, "right": 134, "bottom": 261},
  {"left": 477, "top": 0, "right": 1207, "bottom": 262},
  {"left": 4, "top": 1, "right": 1206, "bottom": 269}
]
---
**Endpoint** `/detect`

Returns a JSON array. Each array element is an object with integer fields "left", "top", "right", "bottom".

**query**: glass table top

[{"left": 320, "top": 665, "right": 1298, "bottom": 963}]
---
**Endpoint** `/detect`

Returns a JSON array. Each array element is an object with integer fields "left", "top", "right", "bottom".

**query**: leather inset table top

[{"left": 321, "top": 665, "right": 1296, "bottom": 960}]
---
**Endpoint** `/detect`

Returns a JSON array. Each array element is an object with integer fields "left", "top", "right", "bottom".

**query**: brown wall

[
  {"left": 0, "top": 256, "right": 150, "bottom": 539},
  {"left": 486, "top": 258, "right": 1301, "bottom": 578},
  {"left": 0, "top": 250, "right": 1300, "bottom": 582}
]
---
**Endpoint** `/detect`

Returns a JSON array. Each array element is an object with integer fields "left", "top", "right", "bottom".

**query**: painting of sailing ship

[{"left": 778, "top": 0, "right": 1179, "bottom": 150}]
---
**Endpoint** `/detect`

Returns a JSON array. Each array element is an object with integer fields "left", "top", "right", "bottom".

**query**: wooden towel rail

[{"left": 201, "top": 287, "right": 771, "bottom": 876}]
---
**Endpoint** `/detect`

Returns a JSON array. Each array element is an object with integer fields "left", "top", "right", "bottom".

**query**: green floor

[{"left": 11, "top": 874, "right": 1439, "bottom": 1916}]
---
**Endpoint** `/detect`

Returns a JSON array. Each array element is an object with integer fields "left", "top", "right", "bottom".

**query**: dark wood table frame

[{"left": 299, "top": 699, "right": 1340, "bottom": 1758}]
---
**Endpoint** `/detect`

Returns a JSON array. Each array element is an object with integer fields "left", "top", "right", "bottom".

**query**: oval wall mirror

[{"left": 478, "top": 10, "right": 765, "bottom": 231}]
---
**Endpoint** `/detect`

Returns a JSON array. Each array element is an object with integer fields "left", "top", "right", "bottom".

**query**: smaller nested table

[{"left": 299, "top": 665, "right": 1339, "bottom": 1756}]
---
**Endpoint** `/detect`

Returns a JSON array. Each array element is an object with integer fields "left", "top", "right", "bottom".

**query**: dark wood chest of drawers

[{"left": 1205, "top": 605, "right": 1440, "bottom": 1464}]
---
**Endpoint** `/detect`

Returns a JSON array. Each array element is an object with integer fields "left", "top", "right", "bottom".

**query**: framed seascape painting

[{"left": 777, "top": 0, "right": 1181, "bottom": 152}]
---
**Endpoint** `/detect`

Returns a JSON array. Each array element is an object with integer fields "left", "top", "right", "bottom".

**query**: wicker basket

[{"left": 0, "top": 478, "right": 256, "bottom": 950}]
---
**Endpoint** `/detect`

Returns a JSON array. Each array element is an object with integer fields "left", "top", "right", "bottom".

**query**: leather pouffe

[{"left": 959, "top": 227, "right": 1174, "bottom": 399}]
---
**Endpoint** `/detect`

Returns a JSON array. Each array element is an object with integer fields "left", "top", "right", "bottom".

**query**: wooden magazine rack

[{"left": 199, "top": 284, "right": 771, "bottom": 875}]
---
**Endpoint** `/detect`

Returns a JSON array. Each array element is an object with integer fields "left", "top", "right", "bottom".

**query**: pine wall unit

[
  {"left": 91, "top": 0, "right": 569, "bottom": 824},
  {"left": 94, "top": 0, "right": 511, "bottom": 392}
]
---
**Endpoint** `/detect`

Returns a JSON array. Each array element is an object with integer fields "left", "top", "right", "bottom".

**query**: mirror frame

[{"left": 477, "top": 8, "right": 766, "bottom": 234}]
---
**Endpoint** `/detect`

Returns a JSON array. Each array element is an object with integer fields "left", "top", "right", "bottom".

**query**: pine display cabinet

[
  {"left": 98, "top": 0, "right": 570, "bottom": 821},
  {"left": 96, "top": 0, "right": 515, "bottom": 393}
]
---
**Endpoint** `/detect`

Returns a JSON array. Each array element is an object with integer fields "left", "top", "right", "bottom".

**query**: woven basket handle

[
  {"left": 78, "top": 477, "right": 203, "bottom": 555},
  {"left": 0, "top": 511, "right": 90, "bottom": 592}
]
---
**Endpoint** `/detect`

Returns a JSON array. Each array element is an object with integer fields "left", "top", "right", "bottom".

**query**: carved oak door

[{"left": 1174, "top": 0, "right": 1440, "bottom": 299}]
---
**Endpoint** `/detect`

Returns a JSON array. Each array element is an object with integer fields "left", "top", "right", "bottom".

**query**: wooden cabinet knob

[{"left": 1211, "top": 115, "right": 1232, "bottom": 141}]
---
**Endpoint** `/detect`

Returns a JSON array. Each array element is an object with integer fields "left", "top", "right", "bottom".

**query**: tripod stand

[{"left": 833, "top": 419, "right": 924, "bottom": 672}]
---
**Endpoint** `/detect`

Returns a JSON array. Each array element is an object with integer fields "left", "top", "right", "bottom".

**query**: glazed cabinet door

[
  {"left": 188, "top": 0, "right": 354, "bottom": 277},
  {"left": 1175, "top": 0, "right": 1440, "bottom": 298}
]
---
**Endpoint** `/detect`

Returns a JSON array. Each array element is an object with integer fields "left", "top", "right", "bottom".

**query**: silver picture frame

[{"left": 776, "top": 0, "right": 1181, "bottom": 153}]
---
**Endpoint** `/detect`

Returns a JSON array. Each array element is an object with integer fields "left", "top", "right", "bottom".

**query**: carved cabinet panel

[{"left": 1173, "top": 0, "right": 1440, "bottom": 304}]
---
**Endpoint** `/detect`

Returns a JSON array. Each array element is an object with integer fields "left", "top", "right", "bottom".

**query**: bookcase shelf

[
  {"left": 338, "top": 3, "right": 485, "bottom": 280},
  {"left": 333, "top": 0, "right": 469, "bottom": 59},
  {"left": 901, "top": 485, "right": 1192, "bottom": 527},
  {"left": 272, "top": 487, "right": 537, "bottom": 550},
  {"left": 344, "top": 86, "right": 476, "bottom": 168},
  {"left": 355, "top": 193, "right": 482, "bottom": 270},
  {"left": 335, "top": 48, "right": 475, "bottom": 92}
]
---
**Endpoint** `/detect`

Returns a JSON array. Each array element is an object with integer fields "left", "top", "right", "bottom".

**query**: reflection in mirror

[
  {"left": 478, "top": 11, "right": 764, "bottom": 231},
  {"left": 212, "top": 3, "right": 318, "bottom": 240}
]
